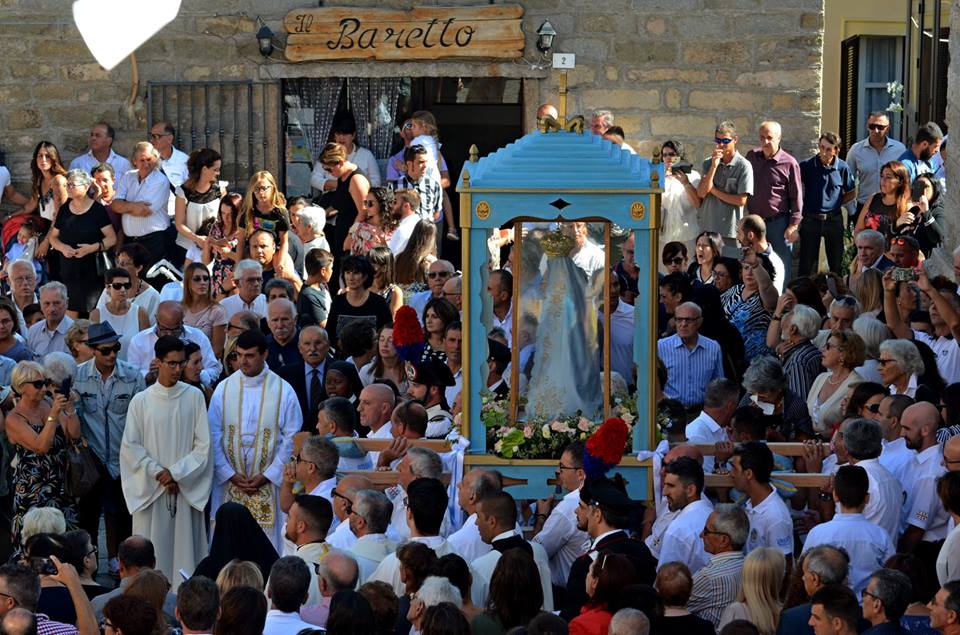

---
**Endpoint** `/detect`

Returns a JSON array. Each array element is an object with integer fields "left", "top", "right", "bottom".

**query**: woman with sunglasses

[
  {"left": 878, "top": 339, "right": 927, "bottom": 399},
  {"left": 325, "top": 255, "right": 391, "bottom": 350},
  {"left": 840, "top": 381, "right": 885, "bottom": 423},
  {"left": 367, "top": 246, "right": 403, "bottom": 319},
  {"left": 96, "top": 243, "right": 161, "bottom": 325},
  {"left": 90, "top": 268, "right": 149, "bottom": 361},
  {"left": 807, "top": 330, "right": 866, "bottom": 437},
  {"left": 7, "top": 360, "right": 80, "bottom": 549},
  {"left": 317, "top": 142, "right": 370, "bottom": 268},
  {"left": 855, "top": 160, "right": 911, "bottom": 240},
  {"left": 661, "top": 139, "right": 702, "bottom": 249},
  {"left": 344, "top": 187, "right": 396, "bottom": 257},
  {"left": 688, "top": 231, "right": 722, "bottom": 284},
  {"left": 710, "top": 256, "right": 741, "bottom": 294},
  {"left": 180, "top": 262, "right": 226, "bottom": 359},
  {"left": 0, "top": 298, "right": 33, "bottom": 362},
  {"left": 661, "top": 241, "right": 688, "bottom": 275}
]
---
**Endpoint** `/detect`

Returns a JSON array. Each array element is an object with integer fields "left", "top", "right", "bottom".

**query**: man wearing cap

[
  {"left": 406, "top": 358, "right": 456, "bottom": 438},
  {"left": 486, "top": 338, "right": 511, "bottom": 400},
  {"left": 561, "top": 476, "right": 657, "bottom": 620},
  {"left": 73, "top": 322, "right": 146, "bottom": 577}
]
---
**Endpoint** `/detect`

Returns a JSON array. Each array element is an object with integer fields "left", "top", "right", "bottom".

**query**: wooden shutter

[{"left": 840, "top": 35, "right": 860, "bottom": 154}]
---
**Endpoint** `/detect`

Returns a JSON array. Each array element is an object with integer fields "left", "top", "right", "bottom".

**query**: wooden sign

[{"left": 283, "top": 5, "right": 524, "bottom": 62}]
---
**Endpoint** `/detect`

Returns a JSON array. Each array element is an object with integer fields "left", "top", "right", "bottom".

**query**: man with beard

[
  {"left": 405, "top": 357, "right": 455, "bottom": 438},
  {"left": 658, "top": 457, "right": 713, "bottom": 574},
  {"left": 279, "top": 494, "right": 333, "bottom": 608},
  {"left": 898, "top": 122, "right": 943, "bottom": 181}
]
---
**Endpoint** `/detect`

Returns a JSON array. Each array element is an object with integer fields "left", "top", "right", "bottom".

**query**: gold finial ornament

[
  {"left": 469, "top": 145, "right": 479, "bottom": 163},
  {"left": 541, "top": 228, "right": 576, "bottom": 257},
  {"left": 651, "top": 170, "right": 659, "bottom": 185},
  {"left": 475, "top": 200, "right": 490, "bottom": 219}
]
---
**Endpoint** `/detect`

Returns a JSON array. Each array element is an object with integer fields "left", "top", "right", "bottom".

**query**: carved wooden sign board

[{"left": 283, "top": 5, "right": 525, "bottom": 62}]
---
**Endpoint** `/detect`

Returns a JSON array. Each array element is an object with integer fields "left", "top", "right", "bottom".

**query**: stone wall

[{"left": 0, "top": 0, "right": 823, "bottom": 191}]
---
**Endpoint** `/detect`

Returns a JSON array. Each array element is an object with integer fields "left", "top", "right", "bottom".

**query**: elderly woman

[
  {"left": 111, "top": 142, "right": 173, "bottom": 267},
  {"left": 293, "top": 204, "right": 329, "bottom": 254},
  {"left": 768, "top": 304, "right": 823, "bottom": 400},
  {"left": 807, "top": 330, "right": 866, "bottom": 437},
  {"left": 852, "top": 316, "right": 891, "bottom": 384},
  {"left": 879, "top": 339, "right": 927, "bottom": 399},
  {"left": 47, "top": 169, "right": 117, "bottom": 317},
  {"left": 723, "top": 251, "right": 778, "bottom": 359},
  {"left": 711, "top": 256, "right": 741, "bottom": 295},
  {"left": 7, "top": 361, "right": 80, "bottom": 548},
  {"left": 64, "top": 320, "right": 94, "bottom": 364},
  {"left": 741, "top": 355, "right": 813, "bottom": 441}
]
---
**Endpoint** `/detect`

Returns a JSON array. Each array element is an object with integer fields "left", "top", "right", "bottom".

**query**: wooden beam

[
  {"left": 350, "top": 438, "right": 453, "bottom": 453},
  {"left": 338, "top": 470, "right": 527, "bottom": 490},
  {"left": 705, "top": 472, "right": 831, "bottom": 488},
  {"left": 674, "top": 442, "right": 823, "bottom": 457}
]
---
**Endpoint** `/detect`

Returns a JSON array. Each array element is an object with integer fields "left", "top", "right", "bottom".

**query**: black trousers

[
  {"left": 126, "top": 230, "right": 169, "bottom": 269},
  {"left": 798, "top": 214, "right": 844, "bottom": 277},
  {"left": 77, "top": 467, "right": 131, "bottom": 560}
]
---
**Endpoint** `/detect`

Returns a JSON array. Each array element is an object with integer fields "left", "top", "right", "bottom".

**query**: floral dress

[
  {"left": 208, "top": 221, "right": 238, "bottom": 297},
  {"left": 11, "top": 413, "right": 77, "bottom": 548},
  {"left": 721, "top": 284, "right": 774, "bottom": 359},
  {"left": 347, "top": 221, "right": 391, "bottom": 256}
]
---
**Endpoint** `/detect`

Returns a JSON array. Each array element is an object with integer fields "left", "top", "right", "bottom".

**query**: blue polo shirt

[
  {"left": 898, "top": 147, "right": 933, "bottom": 181},
  {"left": 799, "top": 155, "right": 855, "bottom": 214}
]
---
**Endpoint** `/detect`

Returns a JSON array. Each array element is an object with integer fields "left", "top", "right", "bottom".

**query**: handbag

[
  {"left": 64, "top": 437, "right": 100, "bottom": 498},
  {"left": 95, "top": 250, "right": 112, "bottom": 277}
]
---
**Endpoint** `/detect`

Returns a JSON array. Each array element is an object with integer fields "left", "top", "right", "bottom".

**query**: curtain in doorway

[
  {"left": 346, "top": 77, "right": 402, "bottom": 161},
  {"left": 286, "top": 78, "right": 343, "bottom": 162}
]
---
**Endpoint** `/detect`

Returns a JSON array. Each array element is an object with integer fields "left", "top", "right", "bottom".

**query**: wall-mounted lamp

[
  {"left": 536, "top": 20, "right": 556, "bottom": 53},
  {"left": 257, "top": 22, "right": 275, "bottom": 57}
]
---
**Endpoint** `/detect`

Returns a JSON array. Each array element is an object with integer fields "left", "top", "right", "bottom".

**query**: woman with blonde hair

[
  {"left": 851, "top": 267, "right": 883, "bottom": 317},
  {"left": 7, "top": 361, "right": 80, "bottom": 548},
  {"left": 181, "top": 261, "right": 226, "bottom": 358},
  {"left": 718, "top": 547, "right": 785, "bottom": 635},
  {"left": 215, "top": 558, "right": 265, "bottom": 593},
  {"left": 318, "top": 142, "right": 371, "bottom": 268},
  {"left": 238, "top": 171, "right": 290, "bottom": 274},
  {"left": 807, "top": 330, "right": 866, "bottom": 437}
]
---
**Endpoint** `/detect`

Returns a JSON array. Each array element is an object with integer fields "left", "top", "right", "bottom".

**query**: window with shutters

[{"left": 840, "top": 36, "right": 904, "bottom": 151}]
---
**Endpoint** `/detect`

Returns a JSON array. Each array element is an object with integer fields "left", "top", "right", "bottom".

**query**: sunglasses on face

[
  {"left": 868, "top": 124, "right": 888, "bottom": 131},
  {"left": 363, "top": 199, "right": 376, "bottom": 208},
  {"left": 714, "top": 137, "right": 734, "bottom": 145},
  {"left": 96, "top": 344, "right": 122, "bottom": 355},
  {"left": 24, "top": 379, "right": 49, "bottom": 390},
  {"left": 427, "top": 271, "right": 451, "bottom": 279},
  {"left": 109, "top": 282, "right": 132, "bottom": 290},
  {"left": 865, "top": 403, "right": 881, "bottom": 413},
  {"left": 669, "top": 257, "right": 684, "bottom": 265}
]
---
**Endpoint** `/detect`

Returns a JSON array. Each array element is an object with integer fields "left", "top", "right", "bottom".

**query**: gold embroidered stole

[{"left": 222, "top": 372, "right": 282, "bottom": 531}]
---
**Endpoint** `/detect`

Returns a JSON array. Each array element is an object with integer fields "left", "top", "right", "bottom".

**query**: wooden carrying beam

[
  {"left": 350, "top": 439, "right": 453, "bottom": 452},
  {"left": 705, "top": 472, "right": 832, "bottom": 488},
  {"left": 674, "top": 442, "right": 820, "bottom": 458},
  {"left": 339, "top": 470, "right": 528, "bottom": 490}
]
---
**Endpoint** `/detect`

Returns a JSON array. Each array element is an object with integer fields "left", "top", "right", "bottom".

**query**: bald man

[
  {"left": 266, "top": 298, "right": 302, "bottom": 370},
  {"left": 645, "top": 444, "right": 704, "bottom": 559},
  {"left": 441, "top": 275, "right": 462, "bottom": 311},
  {"left": 944, "top": 436, "right": 960, "bottom": 473},
  {"left": 537, "top": 103, "right": 559, "bottom": 120},
  {"left": 326, "top": 474, "right": 373, "bottom": 550},
  {"left": 899, "top": 402, "right": 950, "bottom": 561},
  {"left": 1, "top": 608, "right": 35, "bottom": 635},
  {"left": 128, "top": 300, "right": 221, "bottom": 384},
  {"left": 358, "top": 384, "right": 395, "bottom": 439}
]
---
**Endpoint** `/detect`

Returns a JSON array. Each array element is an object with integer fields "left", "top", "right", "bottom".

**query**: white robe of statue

[
  {"left": 209, "top": 367, "right": 302, "bottom": 552},
  {"left": 120, "top": 381, "right": 213, "bottom": 591}
]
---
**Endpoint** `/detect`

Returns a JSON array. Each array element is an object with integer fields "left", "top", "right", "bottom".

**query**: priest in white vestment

[
  {"left": 120, "top": 336, "right": 213, "bottom": 592},
  {"left": 209, "top": 329, "right": 303, "bottom": 552}
]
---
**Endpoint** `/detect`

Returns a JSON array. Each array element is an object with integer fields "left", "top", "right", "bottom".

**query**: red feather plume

[
  {"left": 392, "top": 305, "right": 425, "bottom": 363},
  {"left": 584, "top": 418, "right": 629, "bottom": 479}
]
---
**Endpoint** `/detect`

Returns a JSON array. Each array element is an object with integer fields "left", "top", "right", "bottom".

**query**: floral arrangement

[{"left": 482, "top": 391, "right": 638, "bottom": 459}]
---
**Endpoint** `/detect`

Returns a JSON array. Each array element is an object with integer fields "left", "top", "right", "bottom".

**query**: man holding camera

[
  {"left": 697, "top": 121, "right": 753, "bottom": 253},
  {"left": 797, "top": 132, "right": 856, "bottom": 277},
  {"left": 746, "top": 121, "right": 803, "bottom": 281}
]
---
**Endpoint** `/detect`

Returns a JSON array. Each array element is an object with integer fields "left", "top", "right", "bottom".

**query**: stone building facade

[{"left": 0, "top": 0, "right": 824, "bottom": 193}]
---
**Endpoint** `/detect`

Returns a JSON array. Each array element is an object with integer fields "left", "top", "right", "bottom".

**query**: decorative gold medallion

[
  {"left": 630, "top": 201, "right": 645, "bottom": 220},
  {"left": 476, "top": 200, "right": 491, "bottom": 219}
]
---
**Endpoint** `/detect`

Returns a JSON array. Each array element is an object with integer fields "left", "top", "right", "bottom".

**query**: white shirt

[
  {"left": 531, "top": 487, "right": 590, "bottom": 587},
  {"left": 366, "top": 420, "right": 392, "bottom": 467},
  {"left": 890, "top": 374, "right": 919, "bottom": 398},
  {"left": 326, "top": 518, "right": 357, "bottom": 550},
  {"left": 350, "top": 533, "right": 396, "bottom": 583},
  {"left": 938, "top": 522, "right": 960, "bottom": 585},
  {"left": 490, "top": 302, "right": 513, "bottom": 347},
  {"left": 310, "top": 145, "right": 382, "bottom": 189},
  {"left": 160, "top": 147, "right": 189, "bottom": 188},
  {"left": 744, "top": 488, "right": 793, "bottom": 556},
  {"left": 388, "top": 213, "right": 419, "bottom": 255},
  {"left": 644, "top": 503, "right": 678, "bottom": 560},
  {"left": 126, "top": 324, "right": 221, "bottom": 385},
  {"left": 471, "top": 530, "right": 554, "bottom": 611},
  {"left": 685, "top": 411, "right": 728, "bottom": 473},
  {"left": 115, "top": 169, "right": 172, "bottom": 236},
  {"left": 447, "top": 513, "right": 491, "bottom": 565},
  {"left": 309, "top": 477, "right": 338, "bottom": 533},
  {"left": 601, "top": 300, "right": 635, "bottom": 383},
  {"left": 801, "top": 512, "right": 894, "bottom": 596},
  {"left": 220, "top": 293, "right": 267, "bottom": 320},
  {"left": 425, "top": 403, "right": 453, "bottom": 439},
  {"left": 914, "top": 329, "right": 960, "bottom": 385},
  {"left": 263, "top": 609, "right": 315, "bottom": 635},
  {"left": 880, "top": 437, "right": 916, "bottom": 488},
  {"left": 0, "top": 166, "right": 9, "bottom": 193},
  {"left": 70, "top": 149, "right": 132, "bottom": 179},
  {"left": 903, "top": 444, "right": 950, "bottom": 541},
  {"left": 851, "top": 457, "right": 904, "bottom": 543},
  {"left": 658, "top": 498, "right": 714, "bottom": 574}
]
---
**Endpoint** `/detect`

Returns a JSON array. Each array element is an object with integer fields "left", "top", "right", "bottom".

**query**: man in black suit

[
  {"left": 277, "top": 325, "right": 333, "bottom": 432},
  {"left": 560, "top": 476, "right": 657, "bottom": 621},
  {"left": 486, "top": 338, "right": 510, "bottom": 401}
]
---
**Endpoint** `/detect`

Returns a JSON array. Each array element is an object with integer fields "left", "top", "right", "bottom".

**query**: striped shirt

[
  {"left": 687, "top": 551, "right": 745, "bottom": 629},
  {"left": 396, "top": 173, "right": 443, "bottom": 222},
  {"left": 781, "top": 341, "right": 823, "bottom": 402},
  {"left": 657, "top": 333, "right": 724, "bottom": 407},
  {"left": 115, "top": 168, "right": 172, "bottom": 236}
]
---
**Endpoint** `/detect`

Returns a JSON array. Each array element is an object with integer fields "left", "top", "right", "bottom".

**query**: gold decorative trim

[
  {"left": 475, "top": 200, "right": 491, "bottom": 219},
  {"left": 459, "top": 187, "right": 662, "bottom": 194},
  {"left": 630, "top": 202, "right": 645, "bottom": 221}
]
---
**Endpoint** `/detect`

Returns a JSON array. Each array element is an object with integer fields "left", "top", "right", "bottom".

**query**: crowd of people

[{"left": 0, "top": 102, "right": 953, "bottom": 635}]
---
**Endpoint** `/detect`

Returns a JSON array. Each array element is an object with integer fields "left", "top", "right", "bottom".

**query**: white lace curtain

[
  {"left": 346, "top": 77, "right": 402, "bottom": 161},
  {"left": 286, "top": 78, "right": 343, "bottom": 161}
]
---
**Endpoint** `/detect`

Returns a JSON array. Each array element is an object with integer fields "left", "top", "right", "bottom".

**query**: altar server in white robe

[
  {"left": 370, "top": 477, "right": 486, "bottom": 605},
  {"left": 120, "top": 336, "right": 213, "bottom": 591},
  {"left": 209, "top": 328, "right": 303, "bottom": 552},
  {"left": 471, "top": 491, "right": 553, "bottom": 611}
]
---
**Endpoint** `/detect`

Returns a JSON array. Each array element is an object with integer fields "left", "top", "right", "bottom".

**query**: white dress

[
  {"left": 98, "top": 284, "right": 161, "bottom": 326},
  {"left": 661, "top": 171, "right": 702, "bottom": 244},
  {"left": 174, "top": 186, "right": 221, "bottom": 251},
  {"left": 98, "top": 304, "right": 141, "bottom": 361}
]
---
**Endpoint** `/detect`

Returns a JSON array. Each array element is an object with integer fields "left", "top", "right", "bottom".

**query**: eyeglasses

[
  {"left": 11, "top": 276, "right": 35, "bottom": 284},
  {"left": 867, "top": 124, "right": 888, "bottom": 131},
  {"left": 66, "top": 182, "right": 87, "bottom": 189},
  {"left": 865, "top": 403, "right": 882, "bottom": 413},
  {"left": 702, "top": 526, "right": 729, "bottom": 537},
  {"left": 712, "top": 270, "right": 730, "bottom": 279},
  {"left": 332, "top": 489, "right": 354, "bottom": 514},
  {"left": 86, "top": 546, "right": 98, "bottom": 557},
  {"left": 161, "top": 359, "right": 187, "bottom": 368},
  {"left": 427, "top": 271, "right": 452, "bottom": 279},
  {"left": 156, "top": 324, "right": 184, "bottom": 336},
  {"left": 861, "top": 589, "right": 877, "bottom": 601},
  {"left": 253, "top": 185, "right": 272, "bottom": 193},
  {"left": 675, "top": 316, "right": 700, "bottom": 324},
  {"left": 669, "top": 257, "right": 684, "bottom": 266},
  {"left": 149, "top": 132, "right": 172, "bottom": 139},
  {"left": 714, "top": 137, "right": 734, "bottom": 145},
  {"left": 24, "top": 379, "right": 49, "bottom": 390},
  {"left": 227, "top": 323, "right": 245, "bottom": 332},
  {"left": 661, "top": 151, "right": 677, "bottom": 158},
  {"left": 191, "top": 275, "right": 211, "bottom": 282},
  {"left": 557, "top": 463, "right": 579, "bottom": 471},
  {"left": 95, "top": 344, "right": 122, "bottom": 355},
  {"left": 108, "top": 282, "right": 132, "bottom": 290}
]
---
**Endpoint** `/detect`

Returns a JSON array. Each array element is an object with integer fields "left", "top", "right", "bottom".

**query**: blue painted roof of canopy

[{"left": 456, "top": 130, "right": 658, "bottom": 191}]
